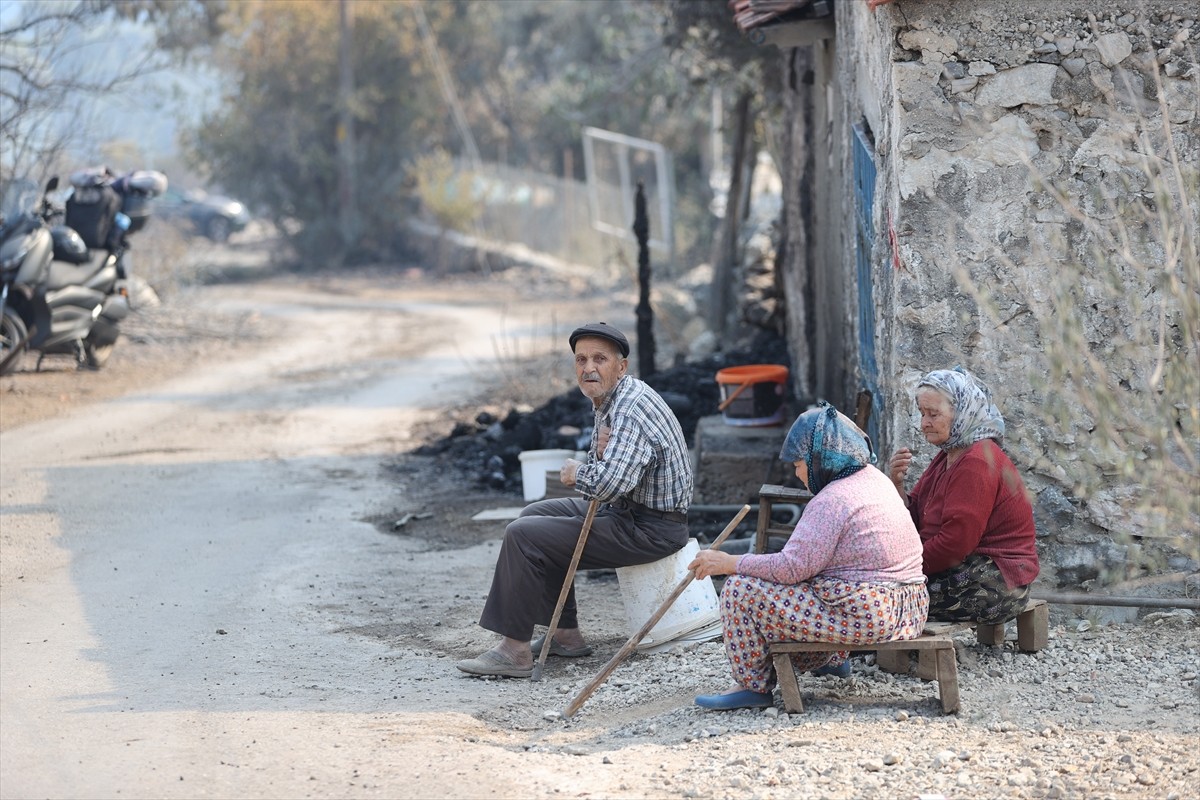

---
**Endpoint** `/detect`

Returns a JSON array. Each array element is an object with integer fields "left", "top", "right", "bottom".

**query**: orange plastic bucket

[{"left": 715, "top": 365, "right": 789, "bottom": 427}]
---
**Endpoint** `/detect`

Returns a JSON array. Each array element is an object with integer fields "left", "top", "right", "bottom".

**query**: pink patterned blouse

[{"left": 735, "top": 465, "right": 925, "bottom": 586}]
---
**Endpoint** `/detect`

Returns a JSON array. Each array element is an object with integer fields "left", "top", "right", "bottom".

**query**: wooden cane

[
  {"left": 531, "top": 497, "right": 601, "bottom": 682},
  {"left": 562, "top": 504, "right": 750, "bottom": 717}
]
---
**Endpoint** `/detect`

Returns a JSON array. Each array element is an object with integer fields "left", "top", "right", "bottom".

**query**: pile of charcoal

[{"left": 412, "top": 329, "right": 792, "bottom": 497}]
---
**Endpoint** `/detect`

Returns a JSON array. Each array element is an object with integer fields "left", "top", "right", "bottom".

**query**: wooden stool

[
  {"left": 770, "top": 634, "right": 960, "bottom": 715},
  {"left": 876, "top": 600, "right": 1050, "bottom": 680}
]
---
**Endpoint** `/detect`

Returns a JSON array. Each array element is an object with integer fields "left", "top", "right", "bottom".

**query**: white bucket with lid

[
  {"left": 517, "top": 449, "right": 577, "bottom": 501},
  {"left": 616, "top": 539, "right": 722, "bottom": 650}
]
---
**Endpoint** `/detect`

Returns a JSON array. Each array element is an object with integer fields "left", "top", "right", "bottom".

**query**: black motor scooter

[{"left": 0, "top": 168, "right": 166, "bottom": 374}]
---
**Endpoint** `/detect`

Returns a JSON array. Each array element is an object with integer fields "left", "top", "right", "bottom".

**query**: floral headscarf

[
  {"left": 779, "top": 402, "right": 874, "bottom": 494},
  {"left": 917, "top": 367, "right": 1006, "bottom": 450}
]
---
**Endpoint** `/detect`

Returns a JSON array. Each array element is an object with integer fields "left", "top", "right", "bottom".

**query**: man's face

[{"left": 574, "top": 336, "right": 627, "bottom": 404}]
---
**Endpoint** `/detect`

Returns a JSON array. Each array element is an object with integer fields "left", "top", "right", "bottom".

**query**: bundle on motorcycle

[
  {"left": 66, "top": 167, "right": 167, "bottom": 248},
  {"left": 0, "top": 168, "right": 167, "bottom": 375}
]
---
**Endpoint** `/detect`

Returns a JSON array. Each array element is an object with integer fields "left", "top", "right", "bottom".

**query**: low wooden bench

[
  {"left": 769, "top": 600, "right": 1049, "bottom": 715},
  {"left": 771, "top": 625, "right": 961, "bottom": 714},
  {"left": 875, "top": 599, "right": 1049, "bottom": 679}
]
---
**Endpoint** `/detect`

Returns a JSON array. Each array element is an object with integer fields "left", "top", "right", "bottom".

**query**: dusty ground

[{"left": 1, "top": 240, "right": 1197, "bottom": 800}]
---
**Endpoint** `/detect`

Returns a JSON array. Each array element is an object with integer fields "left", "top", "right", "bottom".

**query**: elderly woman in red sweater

[{"left": 888, "top": 367, "right": 1039, "bottom": 624}]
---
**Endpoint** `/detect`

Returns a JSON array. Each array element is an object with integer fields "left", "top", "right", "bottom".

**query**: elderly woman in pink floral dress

[{"left": 689, "top": 403, "right": 930, "bottom": 710}]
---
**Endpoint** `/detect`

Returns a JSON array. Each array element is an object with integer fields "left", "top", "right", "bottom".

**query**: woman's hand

[
  {"left": 888, "top": 448, "right": 913, "bottom": 488},
  {"left": 688, "top": 549, "right": 739, "bottom": 580},
  {"left": 888, "top": 447, "right": 913, "bottom": 503}
]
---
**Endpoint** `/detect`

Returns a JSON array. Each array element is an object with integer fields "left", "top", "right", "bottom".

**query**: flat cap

[{"left": 569, "top": 322, "right": 629, "bottom": 358}]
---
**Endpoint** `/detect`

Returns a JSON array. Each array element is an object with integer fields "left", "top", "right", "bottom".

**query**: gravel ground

[{"left": 449, "top": 599, "right": 1198, "bottom": 800}]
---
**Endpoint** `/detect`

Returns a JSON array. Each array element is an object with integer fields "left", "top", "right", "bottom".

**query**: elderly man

[{"left": 457, "top": 322, "right": 693, "bottom": 678}]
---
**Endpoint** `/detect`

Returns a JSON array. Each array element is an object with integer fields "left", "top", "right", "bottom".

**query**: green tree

[
  {"left": 177, "top": 0, "right": 766, "bottom": 267},
  {"left": 182, "top": 1, "right": 449, "bottom": 263}
]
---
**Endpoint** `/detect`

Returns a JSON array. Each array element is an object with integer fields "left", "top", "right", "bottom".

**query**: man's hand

[
  {"left": 560, "top": 458, "right": 581, "bottom": 487},
  {"left": 688, "top": 548, "right": 739, "bottom": 580}
]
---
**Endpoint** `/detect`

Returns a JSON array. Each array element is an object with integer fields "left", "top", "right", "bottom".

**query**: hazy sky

[
  {"left": 68, "top": 17, "right": 222, "bottom": 166},
  {"left": 3, "top": 2, "right": 221, "bottom": 169}
]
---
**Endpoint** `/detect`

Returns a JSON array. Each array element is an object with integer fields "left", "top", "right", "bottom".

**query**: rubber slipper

[
  {"left": 456, "top": 648, "right": 533, "bottom": 678},
  {"left": 694, "top": 688, "right": 775, "bottom": 710},
  {"left": 530, "top": 634, "right": 594, "bottom": 658}
]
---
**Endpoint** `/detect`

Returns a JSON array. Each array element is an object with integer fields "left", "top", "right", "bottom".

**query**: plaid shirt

[{"left": 573, "top": 375, "right": 693, "bottom": 513}]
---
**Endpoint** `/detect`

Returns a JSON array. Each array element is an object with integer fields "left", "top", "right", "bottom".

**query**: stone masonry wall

[{"left": 834, "top": 0, "right": 1198, "bottom": 589}]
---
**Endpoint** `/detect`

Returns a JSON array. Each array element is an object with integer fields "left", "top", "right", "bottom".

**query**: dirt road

[
  {"left": 1, "top": 262, "right": 1197, "bottom": 800},
  {"left": 0, "top": 267, "right": 618, "bottom": 798}
]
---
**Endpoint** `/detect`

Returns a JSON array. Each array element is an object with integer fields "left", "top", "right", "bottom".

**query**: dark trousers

[
  {"left": 478, "top": 497, "right": 689, "bottom": 641},
  {"left": 928, "top": 553, "right": 1031, "bottom": 625}
]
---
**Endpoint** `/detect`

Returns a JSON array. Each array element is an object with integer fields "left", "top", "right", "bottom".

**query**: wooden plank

[
  {"left": 923, "top": 620, "right": 974, "bottom": 636},
  {"left": 875, "top": 649, "right": 909, "bottom": 675},
  {"left": 773, "top": 652, "right": 804, "bottom": 713},
  {"left": 469, "top": 507, "right": 525, "bottom": 521},
  {"left": 935, "top": 646, "right": 960, "bottom": 714},
  {"left": 758, "top": 484, "right": 813, "bottom": 503},
  {"left": 770, "top": 635, "right": 953, "bottom": 654},
  {"left": 758, "top": 17, "right": 836, "bottom": 49},
  {"left": 754, "top": 495, "right": 772, "bottom": 554},
  {"left": 1017, "top": 599, "right": 1049, "bottom": 652}
]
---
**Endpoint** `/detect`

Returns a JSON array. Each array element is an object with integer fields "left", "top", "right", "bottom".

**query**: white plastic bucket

[
  {"left": 518, "top": 449, "right": 577, "bottom": 501},
  {"left": 616, "top": 539, "right": 722, "bottom": 649}
]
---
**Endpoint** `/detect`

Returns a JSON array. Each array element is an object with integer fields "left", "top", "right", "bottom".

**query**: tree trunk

[
  {"left": 633, "top": 181, "right": 656, "bottom": 377},
  {"left": 709, "top": 90, "right": 753, "bottom": 343},
  {"left": 336, "top": 0, "right": 360, "bottom": 252}
]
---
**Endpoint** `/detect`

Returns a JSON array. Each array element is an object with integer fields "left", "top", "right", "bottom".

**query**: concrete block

[{"left": 692, "top": 415, "right": 792, "bottom": 505}]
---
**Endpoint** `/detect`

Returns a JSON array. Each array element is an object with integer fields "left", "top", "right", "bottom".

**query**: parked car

[{"left": 155, "top": 188, "right": 251, "bottom": 242}]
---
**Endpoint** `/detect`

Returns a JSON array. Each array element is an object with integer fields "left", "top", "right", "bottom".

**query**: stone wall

[{"left": 826, "top": 0, "right": 1198, "bottom": 588}]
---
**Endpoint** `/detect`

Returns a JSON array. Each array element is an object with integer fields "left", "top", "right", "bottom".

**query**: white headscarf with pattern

[{"left": 917, "top": 367, "right": 1005, "bottom": 450}]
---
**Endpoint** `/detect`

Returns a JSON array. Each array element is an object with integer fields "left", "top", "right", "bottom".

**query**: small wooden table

[{"left": 754, "top": 484, "right": 813, "bottom": 553}]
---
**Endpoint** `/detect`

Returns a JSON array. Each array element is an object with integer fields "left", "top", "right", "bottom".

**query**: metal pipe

[
  {"left": 689, "top": 503, "right": 801, "bottom": 528},
  {"left": 1031, "top": 591, "right": 1200, "bottom": 610}
]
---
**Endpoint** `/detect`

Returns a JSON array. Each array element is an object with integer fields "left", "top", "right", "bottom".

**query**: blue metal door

[{"left": 852, "top": 122, "right": 881, "bottom": 448}]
